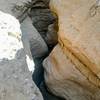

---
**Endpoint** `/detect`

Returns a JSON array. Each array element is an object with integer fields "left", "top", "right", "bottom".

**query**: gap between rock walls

[{"left": 12, "top": 0, "right": 65, "bottom": 100}]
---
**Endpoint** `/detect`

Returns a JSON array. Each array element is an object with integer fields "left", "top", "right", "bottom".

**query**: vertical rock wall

[{"left": 43, "top": 0, "right": 100, "bottom": 100}]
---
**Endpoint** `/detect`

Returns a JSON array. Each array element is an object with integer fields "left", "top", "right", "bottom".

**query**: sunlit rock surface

[
  {"left": 29, "top": 1, "right": 58, "bottom": 49},
  {"left": 43, "top": 0, "right": 100, "bottom": 99},
  {"left": 0, "top": 11, "right": 22, "bottom": 60},
  {"left": 0, "top": 11, "right": 34, "bottom": 72},
  {"left": 0, "top": 11, "right": 43, "bottom": 100},
  {"left": 50, "top": 0, "right": 100, "bottom": 79}
]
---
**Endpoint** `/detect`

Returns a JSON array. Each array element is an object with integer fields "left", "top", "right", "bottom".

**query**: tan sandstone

[{"left": 43, "top": 0, "right": 100, "bottom": 99}]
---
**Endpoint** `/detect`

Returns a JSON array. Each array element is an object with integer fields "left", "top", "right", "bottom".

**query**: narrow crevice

[{"left": 12, "top": 0, "right": 64, "bottom": 99}]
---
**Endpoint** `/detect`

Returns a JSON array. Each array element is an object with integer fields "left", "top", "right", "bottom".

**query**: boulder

[
  {"left": 45, "top": 23, "right": 58, "bottom": 48},
  {"left": 43, "top": 0, "right": 100, "bottom": 99}
]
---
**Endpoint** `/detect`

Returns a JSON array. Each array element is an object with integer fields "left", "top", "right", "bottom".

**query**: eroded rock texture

[
  {"left": 0, "top": 11, "right": 22, "bottom": 61},
  {"left": 29, "top": 0, "right": 58, "bottom": 49},
  {"left": 28, "top": 1, "right": 64, "bottom": 100},
  {"left": 43, "top": 45, "right": 100, "bottom": 100},
  {"left": 43, "top": 0, "right": 100, "bottom": 100},
  {"left": 15, "top": 0, "right": 61, "bottom": 99}
]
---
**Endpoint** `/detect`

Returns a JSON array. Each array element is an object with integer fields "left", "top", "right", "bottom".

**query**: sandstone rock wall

[{"left": 43, "top": 0, "right": 100, "bottom": 99}]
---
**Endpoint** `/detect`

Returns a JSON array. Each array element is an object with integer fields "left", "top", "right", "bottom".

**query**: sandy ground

[{"left": 0, "top": 0, "right": 43, "bottom": 100}]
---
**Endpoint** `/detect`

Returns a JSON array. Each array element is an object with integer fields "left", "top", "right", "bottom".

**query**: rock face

[
  {"left": 0, "top": 11, "right": 43, "bottom": 100},
  {"left": 0, "top": 11, "right": 23, "bottom": 61},
  {"left": 29, "top": 0, "right": 58, "bottom": 49},
  {"left": 0, "top": 10, "right": 35, "bottom": 72},
  {"left": 21, "top": 16, "right": 48, "bottom": 58},
  {"left": 43, "top": 45, "right": 100, "bottom": 100},
  {"left": 9, "top": 0, "right": 61, "bottom": 99},
  {"left": 43, "top": 0, "right": 100, "bottom": 100}
]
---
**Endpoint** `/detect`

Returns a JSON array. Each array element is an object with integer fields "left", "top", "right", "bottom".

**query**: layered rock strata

[
  {"left": 12, "top": 0, "right": 62, "bottom": 99},
  {"left": 29, "top": 0, "right": 58, "bottom": 49},
  {"left": 43, "top": 0, "right": 100, "bottom": 99}
]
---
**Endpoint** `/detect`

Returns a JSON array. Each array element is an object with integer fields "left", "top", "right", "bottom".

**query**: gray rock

[
  {"left": 0, "top": 55, "right": 43, "bottom": 100},
  {"left": 29, "top": 8, "right": 56, "bottom": 38},
  {"left": 0, "top": 10, "right": 43, "bottom": 100},
  {"left": 0, "top": 0, "right": 30, "bottom": 16},
  {"left": 21, "top": 16, "right": 48, "bottom": 58},
  {"left": 29, "top": 0, "right": 58, "bottom": 49},
  {"left": 45, "top": 23, "right": 58, "bottom": 48}
]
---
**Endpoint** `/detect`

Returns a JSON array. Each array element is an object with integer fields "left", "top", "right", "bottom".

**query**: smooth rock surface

[
  {"left": 43, "top": 44, "right": 100, "bottom": 100},
  {"left": 43, "top": 0, "right": 100, "bottom": 99},
  {"left": 0, "top": 11, "right": 22, "bottom": 61},
  {"left": 50, "top": 0, "right": 100, "bottom": 79}
]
